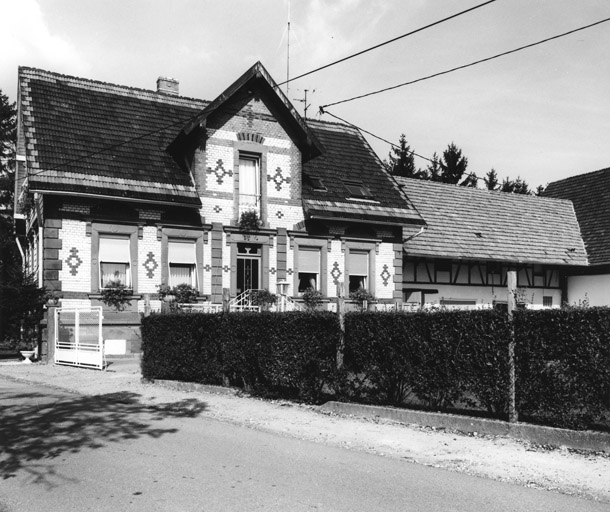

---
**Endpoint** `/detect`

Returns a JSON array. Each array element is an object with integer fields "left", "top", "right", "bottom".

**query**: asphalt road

[{"left": 0, "top": 379, "right": 607, "bottom": 512}]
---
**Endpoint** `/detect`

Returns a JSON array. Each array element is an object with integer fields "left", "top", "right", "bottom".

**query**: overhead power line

[
  {"left": 24, "top": 2, "right": 497, "bottom": 178},
  {"left": 278, "top": 0, "right": 497, "bottom": 87},
  {"left": 320, "top": 16, "right": 610, "bottom": 110},
  {"left": 322, "top": 109, "right": 435, "bottom": 164}
]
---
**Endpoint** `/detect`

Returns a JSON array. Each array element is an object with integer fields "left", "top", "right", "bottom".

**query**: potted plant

[
  {"left": 349, "top": 287, "right": 376, "bottom": 311},
  {"left": 238, "top": 209, "right": 261, "bottom": 239},
  {"left": 250, "top": 289, "right": 277, "bottom": 311},
  {"left": 99, "top": 280, "right": 133, "bottom": 312}
]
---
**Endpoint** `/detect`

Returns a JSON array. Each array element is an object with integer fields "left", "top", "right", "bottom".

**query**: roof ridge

[
  {"left": 18, "top": 66, "right": 209, "bottom": 108},
  {"left": 395, "top": 176, "right": 573, "bottom": 204},
  {"left": 547, "top": 166, "right": 610, "bottom": 187}
]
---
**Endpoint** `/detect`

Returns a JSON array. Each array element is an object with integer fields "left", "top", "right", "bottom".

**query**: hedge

[
  {"left": 514, "top": 308, "right": 610, "bottom": 429},
  {"left": 343, "top": 310, "right": 510, "bottom": 414},
  {"left": 140, "top": 307, "right": 610, "bottom": 430},
  {"left": 141, "top": 311, "right": 340, "bottom": 402}
]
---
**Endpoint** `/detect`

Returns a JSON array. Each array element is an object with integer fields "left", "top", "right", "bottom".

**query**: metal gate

[{"left": 54, "top": 306, "right": 105, "bottom": 370}]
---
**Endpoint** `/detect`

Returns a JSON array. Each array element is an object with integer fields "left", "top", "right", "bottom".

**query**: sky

[{"left": 1, "top": 0, "right": 610, "bottom": 189}]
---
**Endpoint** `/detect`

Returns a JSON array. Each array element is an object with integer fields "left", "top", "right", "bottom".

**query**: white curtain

[
  {"left": 239, "top": 156, "right": 260, "bottom": 212},
  {"left": 99, "top": 237, "right": 131, "bottom": 287},
  {"left": 168, "top": 240, "right": 197, "bottom": 287}
]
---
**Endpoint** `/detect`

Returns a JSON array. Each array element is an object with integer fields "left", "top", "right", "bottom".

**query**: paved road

[{"left": 0, "top": 379, "right": 606, "bottom": 512}]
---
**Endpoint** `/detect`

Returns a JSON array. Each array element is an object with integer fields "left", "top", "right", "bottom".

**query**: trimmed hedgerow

[
  {"left": 343, "top": 309, "right": 510, "bottom": 413},
  {"left": 514, "top": 307, "right": 610, "bottom": 429},
  {"left": 141, "top": 311, "right": 340, "bottom": 402},
  {"left": 141, "top": 312, "right": 225, "bottom": 384}
]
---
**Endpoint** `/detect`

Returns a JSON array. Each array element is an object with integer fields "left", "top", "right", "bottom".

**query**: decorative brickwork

[
  {"left": 374, "top": 242, "right": 395, "bottom": 299},
  {"left": 65, "top": 247, "right": 83, "bottom": 276},
  {"left": 58, "top": 219, "right": 90, "bottom": 293},
  {"left": 267, "top": 166, "right": 291, "bottom": 192},
  {"left": 143, "top": 252, "right": 158, "bottom": 278},
  {"left": 138, "top": 226, "right": 161, "bottom": 294},
  {"left": 207, "top": 158, "right": 233, "bottom": 185},
  {"left": 138, "top": 209, "right": 162, "bottom": 221},
  {"left": 60, "top": 203, "right": 90, "bottom": 215}
]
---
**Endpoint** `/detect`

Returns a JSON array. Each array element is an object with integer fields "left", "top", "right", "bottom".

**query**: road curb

[
  {"left": 141, "top": 378, "right": 241, "bottom": 396},
  {"left": 319, "top": 401, "right": 610, "bottom": 454}
]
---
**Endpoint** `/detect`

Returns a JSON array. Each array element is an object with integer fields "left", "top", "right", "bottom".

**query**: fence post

[
  {"left": 222, "top": 288, "right": 230, "bottom": 313},
  {"left": 336, "top": 282, "right": 345, "bottom": 369},
  {"left": 507, "top": 270, "right": 518, "bottom": 423},
  {"left": 143, "top": 294, "right": 151, "bottom": 317}
]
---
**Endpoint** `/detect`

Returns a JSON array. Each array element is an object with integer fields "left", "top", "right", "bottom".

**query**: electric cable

[
  {"left": 278, "top": 0, "right": 497, "bottom": 87},
  {"left": 320, "top": 16, "right": 610, "bottom": 110}
]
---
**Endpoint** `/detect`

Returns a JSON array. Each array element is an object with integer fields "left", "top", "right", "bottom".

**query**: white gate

[{"left": 54, "top": 306, "right": 105, "bottom": 370}]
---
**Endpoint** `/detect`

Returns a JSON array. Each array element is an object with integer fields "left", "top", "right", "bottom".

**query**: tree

[
  {"left": 433, "top": 142, "right": 477, "bottom": 187},
  {"left": 500, "top": 176, "right": 531, "bottom": 195},
  {"left": 385, "top": 134, "right": 421, "bottom": 178},
  {"left": 484, "top": 169, "right": 500, "bottom": 191},
  {"left": 0, "top": 89, "right": 46, "bottom": 344}
]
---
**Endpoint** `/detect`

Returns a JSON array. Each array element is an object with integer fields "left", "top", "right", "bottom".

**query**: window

[
  {"left": 239, "top": 154, "right": 260, "bottom": 215},
  {"left": 298, "top": 246, "right": 321, "bottom": 292},
  {"left": 343, "top": 180, "right": 373, "bottom": 199},
  {"left": 306, "top": 175, "right": 327, "bottom": 191},
  {"left": 99, "top": 236, "right": 131, "bottom": 288},
  {"left": 168, "top": 240, "right": 197, "bottom": 287},
  {"left": 348, "top": 250, "right": 369, "bottom": 293},
  {"left": 543, "top": 296, "right": 553, "bottom": 308}
]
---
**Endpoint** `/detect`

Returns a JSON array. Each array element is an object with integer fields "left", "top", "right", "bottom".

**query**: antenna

[
  {"left": 294, "top": 89, "right": 314, "bottom": 119},
  {"left": 286, "top": 0, "right": 291, "bottom": 95}
]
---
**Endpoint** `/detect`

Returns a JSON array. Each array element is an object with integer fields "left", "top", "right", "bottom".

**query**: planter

[{"left": 19, "top": 350, "right": 35, "bottom": 363}]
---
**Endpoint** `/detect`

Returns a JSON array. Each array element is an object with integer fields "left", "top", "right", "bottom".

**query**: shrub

[{"left": 302, "top": 288, "right": 323, "bottom": 310}]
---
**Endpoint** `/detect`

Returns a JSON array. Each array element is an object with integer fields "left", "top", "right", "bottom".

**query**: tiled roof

[
  {"left": 19, "top": 67, "right": 205, "bottom": 206},
  {"left": 545, "top": 168, "right": 610, "bottom": 265},
  {"left": 396, "top": 177, "right": 588, "bottom": 266},
  {"left": 302, "top": 121, "right": 423, "bottom": 225},
  {"left": 18, "top": 67, "right": 424, "bottom": 224}
]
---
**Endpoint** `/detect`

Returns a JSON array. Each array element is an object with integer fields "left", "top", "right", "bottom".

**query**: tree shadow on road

[{"left": 0, "top": 389, "right": 207, "bottom": 487}]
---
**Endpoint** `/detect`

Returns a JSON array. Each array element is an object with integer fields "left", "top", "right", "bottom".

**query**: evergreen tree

[
  {"left": 385, "top": 134, "right": 420, "bottom": 178},
  {"left": 438, "top": 142, "right": 470, "bottom": 185},
  {"left": 484, "top": 169, "right": 500, "bottom": 190},
  {"left": 500, "top": 176, "right": 531, "bottom": 195}
]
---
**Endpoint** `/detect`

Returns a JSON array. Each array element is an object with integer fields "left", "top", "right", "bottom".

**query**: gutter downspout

[
  {"left": 15, "top": 237, "right": 25, "bottom": 266},
  {"left": 39, "top": 224, "right": 44, "bottom": 286}
]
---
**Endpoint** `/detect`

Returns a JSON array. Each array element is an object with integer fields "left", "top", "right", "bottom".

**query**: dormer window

[{"left": 343, "top": 180, "right": 373, "bottom": 199}]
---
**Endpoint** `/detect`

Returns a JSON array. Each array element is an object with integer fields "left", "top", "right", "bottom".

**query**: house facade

[
  {"left": 14, "top": 63, "right": 423, "bottom": 351},
  {"left": 545, "top": 168, "right": 610, "bottom": 306}
]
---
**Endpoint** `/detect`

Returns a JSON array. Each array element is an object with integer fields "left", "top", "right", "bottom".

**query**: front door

[{"left": 236, "top": 243, "right": 261, "bottom": 294}]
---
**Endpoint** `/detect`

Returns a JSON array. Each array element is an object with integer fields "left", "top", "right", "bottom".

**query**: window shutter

[
  {"left": 168, "top": 240, "right": 196, "bottom": 264},
  {"left": 298, "top": 247, "right": 320, "bottom": 273},
  {"left": 99, "top": 237, "right": 130, "bottom": 262},
  {"left": 350, "top": 250, "right": 368, "bottom": 275}
]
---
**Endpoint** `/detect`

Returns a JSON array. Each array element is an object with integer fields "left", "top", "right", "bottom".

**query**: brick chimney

[{"left": 156, "top": 76, "right": 179, "bottom": 95}]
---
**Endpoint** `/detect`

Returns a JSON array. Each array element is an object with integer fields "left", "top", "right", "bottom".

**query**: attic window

[
  {"left": 343, "top": 180, "right": 373, "bottom": 199},
  {"left": 308, "top": 176, "right": 327, "bottom": 191}
]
